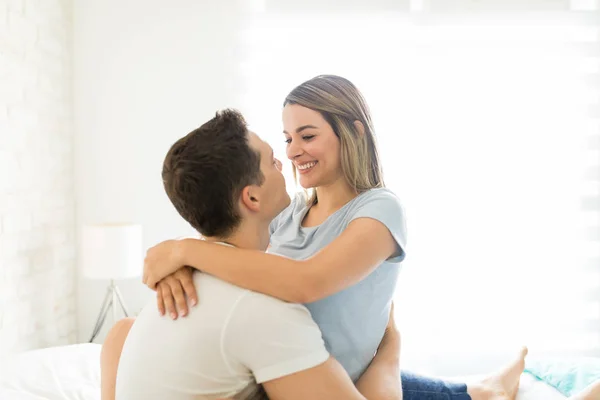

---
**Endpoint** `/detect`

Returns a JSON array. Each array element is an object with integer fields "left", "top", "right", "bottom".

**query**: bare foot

[
  {"left": 569, "top": 380, "right": 600, "bottom": 400},
  {"left": 468, "top": 347, "right": 528, "bottom": 400}
]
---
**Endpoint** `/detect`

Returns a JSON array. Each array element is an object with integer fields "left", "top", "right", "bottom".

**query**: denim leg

[{"left": 401, "top": 371, "right": 472, "bottom": 400}]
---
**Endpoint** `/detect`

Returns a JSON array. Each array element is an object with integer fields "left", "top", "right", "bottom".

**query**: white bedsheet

[
  {"left": 0, "top": 344, "right": 101, "bottom": 400},
  {"left": 0, "top": 343, "right": 566, "bottom": 400},
  {"left": 517, "top": 373, "right": 566, "bottom": 400}
]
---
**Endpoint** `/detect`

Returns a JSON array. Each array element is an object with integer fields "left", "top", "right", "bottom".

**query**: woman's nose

[{"left": 286, "top": 139, "right": 302, "bottom": 160}]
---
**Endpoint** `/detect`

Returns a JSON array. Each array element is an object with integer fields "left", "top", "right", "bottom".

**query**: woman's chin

[{"left": 298, "top": 177, "right": 317, "bottom": 190}]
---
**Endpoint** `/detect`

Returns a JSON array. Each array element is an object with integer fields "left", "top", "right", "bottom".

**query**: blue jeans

[{"left": 402, "top": 371, "right": 472, "bottom": 400}]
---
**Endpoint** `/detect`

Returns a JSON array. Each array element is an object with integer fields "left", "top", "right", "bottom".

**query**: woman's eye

[{"left": 285, "top": 135, "right": 314, "bottom": 143}]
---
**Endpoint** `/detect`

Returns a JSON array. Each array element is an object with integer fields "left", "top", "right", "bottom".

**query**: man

[{"left": 101, "top": 109, "right": 401, "bottom": 400}]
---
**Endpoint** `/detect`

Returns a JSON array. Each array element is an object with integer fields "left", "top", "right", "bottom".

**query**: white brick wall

[{"left": 0, "top": 0, "right": 76, "bottom": 356}]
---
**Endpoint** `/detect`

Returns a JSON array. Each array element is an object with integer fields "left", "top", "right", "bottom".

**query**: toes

[{"left": 520, "top": 346, "right": 529, "bottom": 358}]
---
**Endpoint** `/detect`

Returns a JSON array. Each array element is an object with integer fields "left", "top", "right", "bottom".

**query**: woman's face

[{"left": 283, "top": 104, "right": 342, "bottom": 189}]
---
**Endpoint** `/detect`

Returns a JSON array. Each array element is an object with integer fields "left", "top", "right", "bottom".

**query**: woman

[{"left": 144, "top": 75, "right": 525, "bottom": 400}]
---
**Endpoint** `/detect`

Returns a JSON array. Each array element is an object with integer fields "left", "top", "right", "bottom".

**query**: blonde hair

[{"left": 284, "top": 75, "right": 385, "bottom": 205}]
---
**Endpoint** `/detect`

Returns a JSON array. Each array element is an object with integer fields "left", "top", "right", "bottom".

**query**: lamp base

[{"left": 89, "top": 280, "right": 130, "bottom": 343}]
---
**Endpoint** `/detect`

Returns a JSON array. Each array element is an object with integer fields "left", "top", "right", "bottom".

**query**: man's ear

[
  {"left": 240, "top": 185, "right": 260, "bottom": 213},
  {"left": 354, "top": 120, "right": 366, "bottom": 137}
]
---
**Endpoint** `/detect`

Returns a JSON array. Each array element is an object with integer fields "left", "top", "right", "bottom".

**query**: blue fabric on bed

[{"left": 524, "top": 357, "right": 600, "bottom": 397}]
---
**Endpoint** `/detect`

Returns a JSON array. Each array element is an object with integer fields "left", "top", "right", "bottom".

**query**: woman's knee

[
  {"left": 101, "top": 318, "right": 136, "bottom": 400},
  {"left": 102, "top": 318, "right": 136, "bottom": 355},
  {"left": 111, "top": 317, "right": 135, "bottom": 336}
]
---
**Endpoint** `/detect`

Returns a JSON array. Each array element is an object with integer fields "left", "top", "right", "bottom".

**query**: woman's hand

[
  {"left": 156, "top": 267, "right": 198, "bottom": 319},
  {"left": 143, "top": 239, "right": 187, "bottom": 289}
]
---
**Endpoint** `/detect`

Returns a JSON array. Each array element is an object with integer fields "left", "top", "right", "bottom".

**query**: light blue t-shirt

[{"left": 268, "top": 188, "right": 407, "bottom": 382}]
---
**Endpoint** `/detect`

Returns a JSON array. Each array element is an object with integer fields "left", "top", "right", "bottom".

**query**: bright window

[{"left": 238, "top": 2, "right": 600, "bottom": 373}]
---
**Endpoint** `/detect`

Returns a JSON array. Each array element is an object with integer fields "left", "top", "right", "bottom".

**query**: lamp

[{"left": 82, "top": 223, "right": 143, "bottom": 342}]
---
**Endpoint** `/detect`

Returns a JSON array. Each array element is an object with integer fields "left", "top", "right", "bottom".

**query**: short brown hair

[{"left": 162, "top": 109, "right": 264, "bottom": 237}]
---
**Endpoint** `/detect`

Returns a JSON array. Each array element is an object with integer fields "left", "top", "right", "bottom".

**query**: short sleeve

[
  {"left": 224, "top": 292, "right": 330, "bottom": 384},
  {"left": 350, "top": 189, "right": 407, "bottom": 263}
]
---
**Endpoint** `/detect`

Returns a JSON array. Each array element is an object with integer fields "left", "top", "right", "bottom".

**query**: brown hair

[
  {"left": 162, "top": 109, "right": 264, "bottom": 237},
  {"left": 284, "top": 75, "right": 384, "bottom": 205}
]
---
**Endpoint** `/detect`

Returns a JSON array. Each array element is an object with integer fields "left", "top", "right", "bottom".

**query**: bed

[
  {"left": 0, "top": 344, "right": 567, "bottom": 399},
  {"left": 0, "top": 344, "right": 101, "bottom": 400}
]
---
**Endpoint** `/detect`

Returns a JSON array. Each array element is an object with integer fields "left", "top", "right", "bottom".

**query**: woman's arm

[{"left": 144, "top": 217, "right": 398, "bottom": 303}]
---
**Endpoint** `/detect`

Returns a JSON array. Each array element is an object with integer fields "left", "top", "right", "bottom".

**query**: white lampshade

[{"left": 82, "top": 223, "right": 143, "bottom": 280}]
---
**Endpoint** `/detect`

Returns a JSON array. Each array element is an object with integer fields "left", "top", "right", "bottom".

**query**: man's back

[{"left": 115, "top": 272, "right": 329, "bottom": 400}]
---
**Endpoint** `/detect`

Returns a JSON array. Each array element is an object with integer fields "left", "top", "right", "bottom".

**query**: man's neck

[{"left": 204, "top": 220, "right": 270, "bottom": 252}]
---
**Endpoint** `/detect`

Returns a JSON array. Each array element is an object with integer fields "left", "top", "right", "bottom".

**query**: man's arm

[
  {"left": 262, "top": 335, "right": 401, "bottom": 400},
  {"left": 261, "top": 356, "right": 365, "bottom": 400},
  {"left": 233, "top": 298, "right": 401, "bottom": 400},
  {"left": 263, "top": 305, "right": 401, "bottom": 400}
]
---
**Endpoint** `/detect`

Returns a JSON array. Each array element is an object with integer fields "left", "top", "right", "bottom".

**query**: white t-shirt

[{"left": 115, "top": 273, "right": 329, "bottom": 400}]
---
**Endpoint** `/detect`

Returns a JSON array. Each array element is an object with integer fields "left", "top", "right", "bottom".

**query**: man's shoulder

[
  {"left": 193, "top": 273, "right": 310, "bottom": 315},
  {"left": 242, "top": 290, "right": 310, "bottom": 317},
  {"left": 228, "top": 290, "right": 316, "bottom": 333},
  {"left": 224, "top": 290, "right": 328, "bottom": 386},
  {"left": 192, "top": 272, "right": 254, "bottom": 310},
  {"left": 190, "top": 273, "right": 316, "bottom": 333},
  {"left": 193, "top": 270, "right": 246, "bottom": 291}
]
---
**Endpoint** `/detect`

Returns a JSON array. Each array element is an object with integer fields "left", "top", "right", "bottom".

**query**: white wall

[
  {"left": 70, "top": 0, "right": 408, "bottom": 343},
  {"left": 71, "top": 2, "right": 600, "bottom": 376},
  {"left": 0, "top": 0, "right": 76, "bottom": 355},
  {"left": 72, "top": 0, "right": 259, "bottom": 342}
]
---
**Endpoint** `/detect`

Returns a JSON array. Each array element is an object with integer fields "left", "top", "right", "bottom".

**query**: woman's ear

[
  {"left": 240, "top": 186, "right": 260, "bottom": 213},
  {"left": 354, "top": 120, "right": 366, "bottom": 137}
]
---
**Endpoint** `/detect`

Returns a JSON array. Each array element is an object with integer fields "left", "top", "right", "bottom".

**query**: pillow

[{"left": 524, "top": 357, "right": 600, "bottom": 397}]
